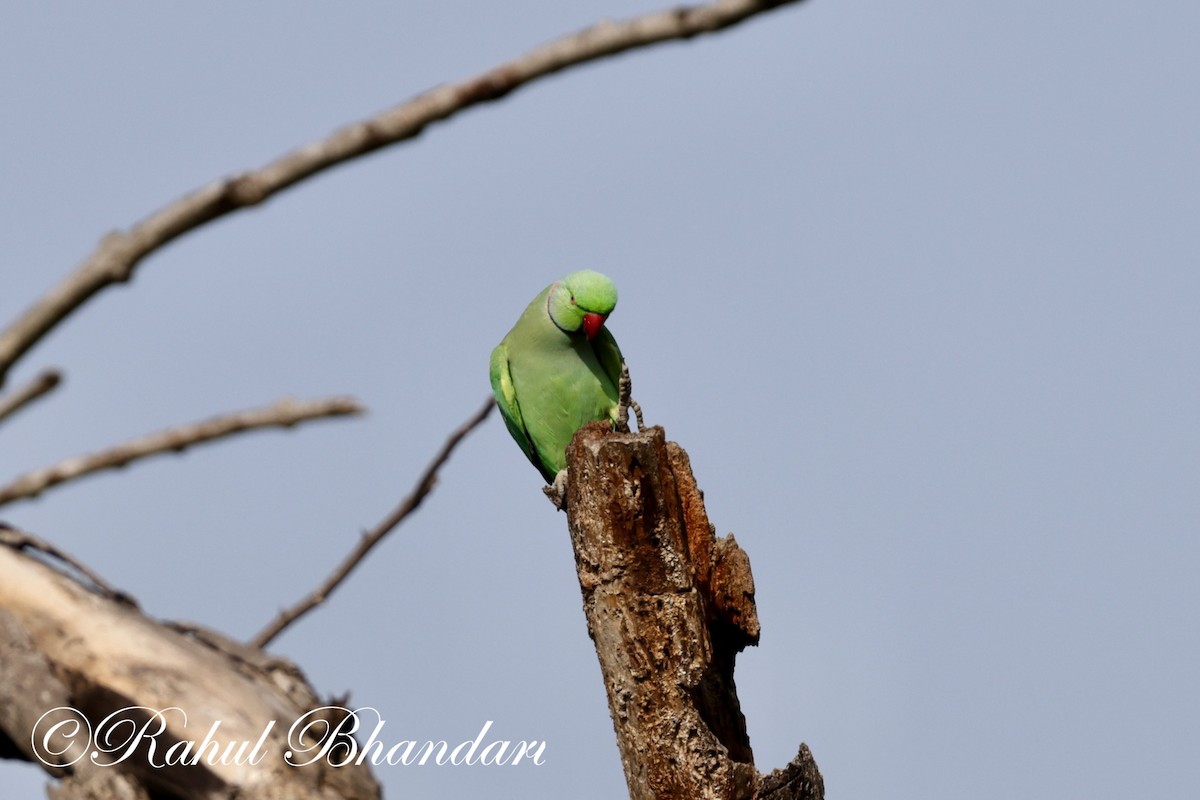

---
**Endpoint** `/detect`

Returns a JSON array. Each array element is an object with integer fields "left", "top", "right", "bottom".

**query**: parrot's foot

[
  {"left": 628, "top": 397, "right": 645, "bottom": 431},
  {"left": 543, "top": 469, "right": 569, "bottom": 511},
  {"left": 617, "top": 362, "right": 645, "bottom": 433}
]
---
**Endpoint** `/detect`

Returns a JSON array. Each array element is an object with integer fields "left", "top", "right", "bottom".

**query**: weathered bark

[
  {"left": 0, "top": 543, "right": 380, "bottom": 800},
  {"left": 565, "top": 423, "right": 824, "bottom": 800}
]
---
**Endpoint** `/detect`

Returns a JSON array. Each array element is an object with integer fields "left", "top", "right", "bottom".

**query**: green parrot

[{"left": 490, "top": 270, "right": 624, "bottom": 484}]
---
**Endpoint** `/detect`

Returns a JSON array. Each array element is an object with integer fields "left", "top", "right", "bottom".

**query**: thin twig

[
  {"left": 0, "top": 0, "right": 804, "bottom": 387},
  {"left": 0, "top": 395, "right": 364, "bottom": 507},
  {"left": 0, "top": 368, "right": 62, "bottom": 425},
  {"left": 250, "top": 396, "right": 495, "bottom": 649},
  {"left": 0, "top": 522, "right": 136, "bottom": 606}
]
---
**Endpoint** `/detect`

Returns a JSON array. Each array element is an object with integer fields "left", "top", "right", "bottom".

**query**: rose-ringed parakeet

[{"left": 490, "top": 270, "right": 624, "bottom": 487}]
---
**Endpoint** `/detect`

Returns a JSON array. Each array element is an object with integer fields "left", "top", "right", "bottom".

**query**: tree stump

[{"left": 565, "top": 423, "right": 823, "bottom": 800}]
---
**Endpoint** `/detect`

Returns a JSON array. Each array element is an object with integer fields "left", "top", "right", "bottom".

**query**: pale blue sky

[{"left": 2, "top": 2, "right": 1198, "bottom": 798}]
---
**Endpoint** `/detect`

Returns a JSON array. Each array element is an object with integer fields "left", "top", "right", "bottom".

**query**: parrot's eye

[{"left": 569, "top": 295, "right": 576, "bottom": 305}]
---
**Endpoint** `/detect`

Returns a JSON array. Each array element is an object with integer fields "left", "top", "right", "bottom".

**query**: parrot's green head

[{"left": 547, "top": 270, "right": 618, "bottom": 340}]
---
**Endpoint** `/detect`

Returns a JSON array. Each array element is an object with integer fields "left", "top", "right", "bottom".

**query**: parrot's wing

[{"left": 489, "top": 342, "right": 547, "bottom": 476}]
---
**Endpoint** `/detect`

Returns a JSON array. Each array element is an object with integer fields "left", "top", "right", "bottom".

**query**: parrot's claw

[
  {"left": 543, "top": 469, "right": 569, "bottom": 511},
  {"left": 617, "top": 362, "right": 644, "bottom": 433}
]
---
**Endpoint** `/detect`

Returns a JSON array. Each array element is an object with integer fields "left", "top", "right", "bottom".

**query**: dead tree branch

[
  {"left": 0, "top": 0, "right": 805, "bottom": 388},
  {"left": 565, "top": 423, "right": 823, "bottom": 800},
  {"left": 0, "top": 395, "right": 363, "bottom": 507},
  {"left": 0, "top": 368, "right": 62, "bottom": 426},
  {"left": 250, "top": 397, "right": 494, "bottom": 649},
  {"left": 0, "top": 523, "right": 135, "bottom": 607},
  {"left": 0, "top": 539, "right": 381, "bottom": 799}
]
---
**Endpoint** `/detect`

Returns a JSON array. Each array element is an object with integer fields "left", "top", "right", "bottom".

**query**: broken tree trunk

[{"left": 565, "top": 423, "right": 824, "bottom": 800}]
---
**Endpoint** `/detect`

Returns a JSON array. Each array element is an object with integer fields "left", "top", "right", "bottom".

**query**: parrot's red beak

[{"left": 582, "top": 312, "right": 607, "bottom": 340}]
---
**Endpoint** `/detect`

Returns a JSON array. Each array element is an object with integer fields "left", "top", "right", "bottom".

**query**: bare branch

[
  {"left": 0, "top": 0, "right": 805, "bottom": 387},
  {"left": 0, "top": 522, "right": 135, "bottom": 607},
  {"left": 0, "top": 395, "right": 363, "bottom": 507},
  {"left": 251, "top": 396, "right": 494, "bottom": 649},
  {"left": 0, "top": 543, "right": 381, "bottom": 798},
  {"left": 0, "top": 368, "right": 62, "bottom": 425}
]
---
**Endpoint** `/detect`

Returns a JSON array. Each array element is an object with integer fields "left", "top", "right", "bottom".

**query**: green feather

[{"left": 489, "top": 270, "right": 623, "bottom": 482}]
